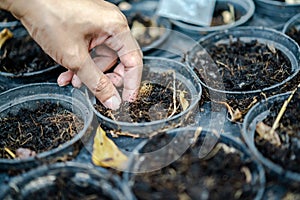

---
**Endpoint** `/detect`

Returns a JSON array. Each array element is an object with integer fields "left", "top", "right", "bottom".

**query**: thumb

[{"left": 76, "top": 53, "right": 121, "bottom": 110}]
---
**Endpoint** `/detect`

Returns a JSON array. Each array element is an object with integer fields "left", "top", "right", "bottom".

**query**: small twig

[
  {"left": 168, "top": 70, "right": 177, "bottom": 118},
  {"left": 4, "top": 147, "right": 16, "bottom": 159},
  {"left": 216, "top": 60, "right": 234, "bottom": 76},
  {"left": 269, "top": 83, "right": 300, "bottom": 136}
]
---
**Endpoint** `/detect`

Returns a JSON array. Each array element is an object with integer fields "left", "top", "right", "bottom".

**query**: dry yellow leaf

[
  {"left": 92, "top": 126, "right": 128, "bottom": 169},
  {"left": 0, "top": 28, "right": 13, "bottom": 49}
]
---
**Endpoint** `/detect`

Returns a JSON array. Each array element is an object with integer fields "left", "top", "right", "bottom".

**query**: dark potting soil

[
  {"left": 210, "top": 3, "right": 242, "bottom": 26},
  {"left": 0, "top": 101, "right": 84, "bottom": 159},
  {"left": 192, "top": 38, "right": 292, "bottom": 92},
  {"left": 94, "top": 70, "right": 188, "bottom": 123},
  {"left": 286, "top": 26, "right": 300, "bottom": 46},
  {"left": 21, "top": 174, "right": 113, "bottom": 200},
  {"left": 132, "top": 133, "right": 259, "bottom": 200},
  {"left": 0, "top": 34, "right": 57, "bottom": 75},
  {"left": 255, "top": 88, "right": 300, "bottom": 173},
  {"left": 0, "top": 10, "right": 17, "bottom": 23}
]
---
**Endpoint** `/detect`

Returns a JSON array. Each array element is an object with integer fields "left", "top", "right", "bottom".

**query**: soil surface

[
  {"left": 0, "top": 34, "right": 57, "bottom": 75},
  {"left": 191, "top": 38, "right": 292, "bottom": 92},
  {"left": 0, "top": 101, "right": 84, "bottom": 159},
  {"left": 95, "top": 70, "right": 188, "bottom": 123},
  {"left": 131, "top": 133, "right": 260, "bottom": 200},
  {"left": 21, "top": 174, "right": 113, "bottom": 200},
  {"left": 190, "top": 38, "right": 292, "bottom": 121},
  {"left": 255, "top": 87, "right": 300, "bottom": 173},
  {"left": 286, "top": 26, "right": 300, "bottom": 46}
]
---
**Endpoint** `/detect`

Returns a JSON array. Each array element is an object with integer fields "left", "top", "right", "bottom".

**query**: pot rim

[
  {"left": 242, "top": 91, "right": 300, "bottom": 182},
  {"left": 185, "top": 26, "right": 300, "bottom": 95}
]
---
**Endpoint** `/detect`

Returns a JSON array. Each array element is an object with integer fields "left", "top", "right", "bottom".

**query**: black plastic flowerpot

[
  {"left": 170, "top": 0, "right": 255, "bottom": 37},
  {"left": 0, "top": 83, "right": 94, "bottom": 171},
  {"left": 0, "top": 30, "right": 65, "bottom": 92},
  {"left": 254, "top": 0, "right": 300, "bottom": 22},
  {"left": 124, "top": 127, "right": 266, "bottom": 200},
  {"left": 121, "top": 1, "right": 171, "bottom": 53},
  {"left": 242, "top": 91, "right": 300, "bottom": 183},
  {"left": 283, "top": 13, "right": 300, "bottom": 46},
  {"left": 88, "top": 57, "right": 202, "bottom": 138},
  {"left": 185, "top": 27, "right": 300, "bottom": 122},
  {"left": 0, "top": 162, "right": 134, "bottom": 200}
]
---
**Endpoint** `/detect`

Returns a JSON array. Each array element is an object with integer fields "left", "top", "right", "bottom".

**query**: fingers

[
  {"left": 106, "top": 63, "right": 125, "bottom": 87},
  {"left": 57, "top": 70, "right": 82, "bottom": 88},
  {"left": 91, "top": 45, "right": 118, "bottom": 72},
  {"left": 76, "top": 53, "right": 121, "bottom": 110},
  {"left": 57, "top": 70, "right": 74, "bottom": 86},
  {"left": 104, "top": 30, "right": 143, "bottom": 102}
]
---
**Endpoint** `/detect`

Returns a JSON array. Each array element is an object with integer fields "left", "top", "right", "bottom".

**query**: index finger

[{"left": 104, "top": 29, "right": 143, "bottom": 102}]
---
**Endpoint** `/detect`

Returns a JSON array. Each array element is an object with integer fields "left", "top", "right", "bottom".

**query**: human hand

[{"left": 1, "top": 0, "right": 143, "bottom": 110}]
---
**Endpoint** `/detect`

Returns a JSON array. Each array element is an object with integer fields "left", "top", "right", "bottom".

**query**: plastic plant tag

[{"left": 156, "top": 0, "right": 216, "bottom": 26}]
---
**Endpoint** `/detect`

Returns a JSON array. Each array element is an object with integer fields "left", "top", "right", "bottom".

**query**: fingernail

[
  {"left": 57, "top": 77, "right": 67, "bottom": 86},
  {"left": 103, "top": 95, "right": 121, "bottom": 110}
]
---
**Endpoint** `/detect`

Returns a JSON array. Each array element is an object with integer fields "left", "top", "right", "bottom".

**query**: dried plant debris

[
  {"left": 0, "top": 101, "right": 84, "bottom": 159},
  {"left": 127, "top": 13, "right": 165, "bottom": 47},
  {"left": 92, "top": 126, "right": 128, "bottom": 169},
  {"left": 286, "top": 26, "right": 300, "bottom": 46},
  {"left": 94, "top": 70, "right": 190, "bottom": 123},
  {"left": 0, "top": 33, "right": 56, "bottom": 74},
  {"left": 211, "top": 3, "right": 242, "bottom": 26},
  {"left": 255, "top": 87, "right": 300, "bottom": 173},
  {"left": 132, "top": 134, "right": 260, "bottom": 200}
]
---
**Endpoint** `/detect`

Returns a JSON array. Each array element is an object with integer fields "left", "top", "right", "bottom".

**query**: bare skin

[{"left": 0, "top": 0, "right": 143, "bottom": 110}]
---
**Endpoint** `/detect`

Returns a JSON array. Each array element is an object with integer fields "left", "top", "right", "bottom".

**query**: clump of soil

[
  {"left": 0, "top": 10, "right": 18, "bottom": 23},
  {"left": 127, "top": 13, "right": 165, "bottom": 47},
  {"left": 211, "top": 3, "right": 242, "bottom": 26},
  {"left": 255, "top": 87, "right": 300, "bottom": 173},
  {"left": 286, "top": 26, "right": 300, "bottom": 45},
  {"left": 94, "top": 70, "right": 189, "bottom": 123},
  {"left": 0, "top": 101, "right": 84, "bottom": 159},
  {"left": 131, "top": 133, "right": 260, "bottom": 200},
  {"left": 0, "top": 34, "right": 57, "bottom": 75}
]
